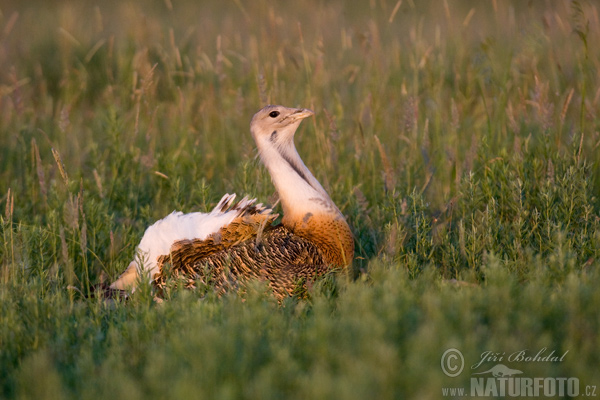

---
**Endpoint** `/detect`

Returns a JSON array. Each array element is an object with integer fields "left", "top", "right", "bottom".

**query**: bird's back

[{"left": 153, "top": 215, "right": 337, "bottom": 299}]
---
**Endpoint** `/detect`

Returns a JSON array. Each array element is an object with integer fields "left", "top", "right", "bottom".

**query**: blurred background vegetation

[{"left": 1, "top": 0, "right": 599, "bottom": 398}]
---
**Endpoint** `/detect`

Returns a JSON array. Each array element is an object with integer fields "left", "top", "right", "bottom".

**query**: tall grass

[{"left": 1, "top": 0, "right": 599, "bottom": 398}]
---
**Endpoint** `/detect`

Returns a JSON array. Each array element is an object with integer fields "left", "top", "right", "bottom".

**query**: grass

[{"left": 1, "top": 0, "right": 600, "bottom": 398}]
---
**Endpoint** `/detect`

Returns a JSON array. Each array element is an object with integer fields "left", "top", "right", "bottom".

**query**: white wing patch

[{"left": 110, "top": 193, "right": 267, "bottom": 291}]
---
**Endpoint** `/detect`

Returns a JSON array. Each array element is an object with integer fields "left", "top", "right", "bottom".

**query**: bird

[{"left": 109, "top": 105, "right": 354, "bottom": 299}]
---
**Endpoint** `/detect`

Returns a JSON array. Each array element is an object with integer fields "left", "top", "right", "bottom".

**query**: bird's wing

[
  {"left": 110, "top": 194, "right": 275, "bottom": 291},
  {"left": 153, "top": 225, "right": 334, "bottom": 299},
  {"left": 159, "top": 203, "right": 279, "bottom": 273}
]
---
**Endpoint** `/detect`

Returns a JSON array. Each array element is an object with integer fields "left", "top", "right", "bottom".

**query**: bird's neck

[
  {"left": 258, "top": 142, "right": 354, "bottom": 266},
  {"left": 259, "top": 141, "right": 333, "bottom": 217}
]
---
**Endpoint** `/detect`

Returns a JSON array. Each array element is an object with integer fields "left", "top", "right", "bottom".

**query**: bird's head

[{"left": 250, "top": 105, "right": 314, "bottom": 150}]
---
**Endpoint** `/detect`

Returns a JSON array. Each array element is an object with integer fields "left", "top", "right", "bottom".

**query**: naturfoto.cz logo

[{"left": 440, "top": 347, "right": 597, "bottom": 398}]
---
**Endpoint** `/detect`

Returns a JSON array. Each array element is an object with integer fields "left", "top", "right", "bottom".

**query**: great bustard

[{"left": 110, "top": 105, "right": 354, "bottom": 298}]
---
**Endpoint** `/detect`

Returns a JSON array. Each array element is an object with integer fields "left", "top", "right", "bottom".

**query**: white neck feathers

[{"left": 251, "top": 110, "right": 341, "bottom": 221}]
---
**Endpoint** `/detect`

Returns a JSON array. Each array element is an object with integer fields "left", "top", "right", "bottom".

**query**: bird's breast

[{"left": 283, "top": 211, "right": 354, "bottom": 267}]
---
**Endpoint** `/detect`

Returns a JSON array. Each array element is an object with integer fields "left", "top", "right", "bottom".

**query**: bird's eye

[{"left": 269, "top": 111, "right": 280, "bottom": 118}]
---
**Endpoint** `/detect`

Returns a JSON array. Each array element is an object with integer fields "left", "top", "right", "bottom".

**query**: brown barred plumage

[{"left": 154, "top": 225, "right": 336, "bottom": 299}]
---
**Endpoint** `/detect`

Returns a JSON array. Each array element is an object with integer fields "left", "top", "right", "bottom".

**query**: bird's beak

[{"left": 290, "top": 108, "right": 314, "bottom": 122}]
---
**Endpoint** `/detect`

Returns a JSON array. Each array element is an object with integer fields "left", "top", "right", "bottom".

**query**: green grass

[{"left": 1, "top": 0, "right": 600, "bottom": 398}]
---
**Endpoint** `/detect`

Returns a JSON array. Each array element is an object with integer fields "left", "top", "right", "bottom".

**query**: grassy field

[{"left": 1, "top": 0, "right": 600, "bottom": 398}]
